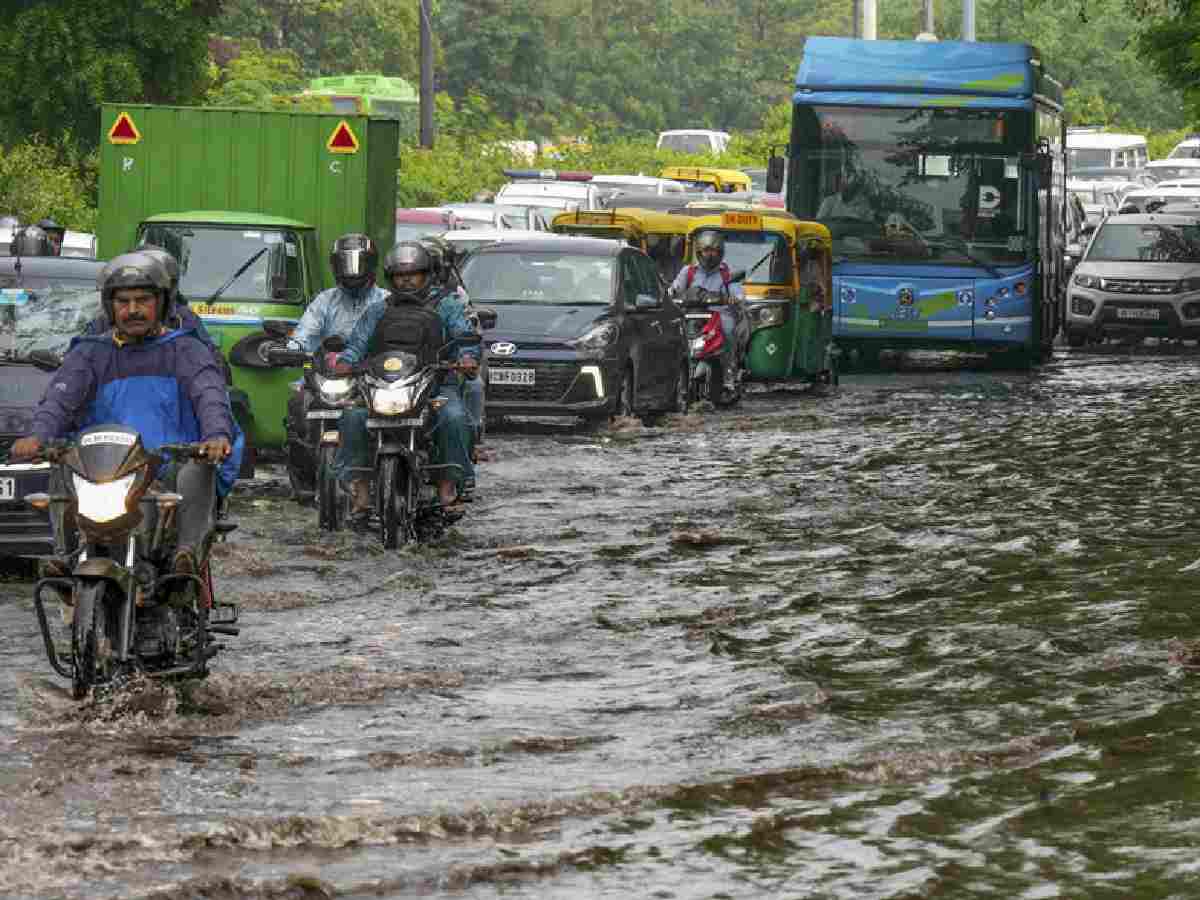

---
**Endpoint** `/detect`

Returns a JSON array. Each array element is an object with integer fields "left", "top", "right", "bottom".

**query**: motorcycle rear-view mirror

[
  {"left": 475, "top": 307, "right": 498, "bottom": 330},
  {"left": 321, "top": 335, "right": 347, "bottom": 353},
  {"left": 766, "top": 154, "right": 786, "bottom": 194}
]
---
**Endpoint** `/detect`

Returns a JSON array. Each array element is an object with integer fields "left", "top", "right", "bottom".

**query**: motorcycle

[
  {"left": 678, "top": 277, "right": 749, "bottom": 408},
  {"left": 24, "top": 426, "right": 239, "bottom": 700},
  {"left": 267, "top": 336, "right": 356, "bottom": 532},
  {"left": 354, "top": 349, "right": 463, "bottom": 549}
]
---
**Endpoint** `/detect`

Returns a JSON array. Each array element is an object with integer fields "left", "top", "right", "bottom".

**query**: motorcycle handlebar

[{"left": 265, "top": 346, "right": 311, "bottom": 367}]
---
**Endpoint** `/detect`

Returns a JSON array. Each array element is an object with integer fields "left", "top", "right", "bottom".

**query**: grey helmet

[
  {"left": 383, "top": 241, "right": 435, "bottom": 302},
  {"left": 330, "top": 233, "right": 378, "bottom": 290},
  {"left": 99, "top": 251, "right": 171, "bottom": 323},
  {"left": 11, "top": 225, "right": 52, "bottom": 257},
  {"left": 137, "top": 245, "right": 182, "bottom": 317},
  {"left": 694, "top": 230, "right": 726, "bottom": 272}
]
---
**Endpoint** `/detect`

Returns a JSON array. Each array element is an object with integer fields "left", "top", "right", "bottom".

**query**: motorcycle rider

[
  {"left": 284, "top": 233, "right": 389, "bottom": 502},
  {"left": 335, "top": 242, "right": 479, "bottom": 520},
  {"left": 669, "top": 230, "right": 748, "bottom": 397},
  {"left": 11, "top": 253, "right": 243, "bottom": 576},
  {"left": 35, "top": 218, "right": 66, "bottom": 255}
]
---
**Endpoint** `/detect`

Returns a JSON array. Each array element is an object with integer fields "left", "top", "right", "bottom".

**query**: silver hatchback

[{"left": 1065, "top": 213, "right": 1200, "bottom": 346}]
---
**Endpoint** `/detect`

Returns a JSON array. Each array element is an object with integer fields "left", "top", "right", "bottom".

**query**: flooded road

[{"left": 4, "top": 348, "right": 1200, "bottom": 898}]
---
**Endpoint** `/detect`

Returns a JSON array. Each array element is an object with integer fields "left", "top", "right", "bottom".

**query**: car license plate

[
  {"left": 1116, "top": 307, "right": 1160, "bottom": 320},
  {"left": 490, "top": 368, "right": 535, "bottom": 386},
  {"left": 0, "top": 478, "right": 14, "bottom": 501}
]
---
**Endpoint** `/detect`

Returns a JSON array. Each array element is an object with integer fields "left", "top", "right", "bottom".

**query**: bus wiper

[
  {"left": 937, "top": 237, "right": 1002, "bottom": 278},
  {"left": 209, "top": 248, "right": 268, "bottom": 305},
  {"left": 746, "top": 247, "right": 776, "bottom": 279}
]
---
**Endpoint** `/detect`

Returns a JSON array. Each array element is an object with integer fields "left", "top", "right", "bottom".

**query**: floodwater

[{"left": 4, "top": 347, "right": 1200, "bottom": 898}]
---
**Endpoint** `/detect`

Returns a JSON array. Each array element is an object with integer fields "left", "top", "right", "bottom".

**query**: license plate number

[
  {"left": 490, "top": 368, "right": 535, "bottom": 385},
  {"left": 366, "top": 417, "right": 425, "bottom": 428},
  {"left": 1116, "top": 307, "right": 1160, "bottom": 320},
  {"left": 0, "top": 478, "right": 13, "bottom": 501}
]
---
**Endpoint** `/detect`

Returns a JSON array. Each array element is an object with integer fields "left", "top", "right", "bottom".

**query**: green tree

[
  {"left": 0, "top": 0, "right": 221, "bottom": 150},
  {"left": 206, "top": 42, "right": 308, "bottom": 108}
]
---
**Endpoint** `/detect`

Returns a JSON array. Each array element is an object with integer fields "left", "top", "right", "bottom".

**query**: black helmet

[
  {"left": 330, "top": 233, "right": 377, "bottom": 290},
  {"left": 11, "top": 225, "right": 52, "bottom": 257},
  {"left": 383, "top": 242, "right": 435, "bottom": 302},
  {"left": 694, "top": 230, "right": 726, "bottom": 272},
  {"left": 416, "top": 236, "right": 453, "bottom": 286},
  {"left": 100, "top": 251, "right": 171, "bottom": 324}
]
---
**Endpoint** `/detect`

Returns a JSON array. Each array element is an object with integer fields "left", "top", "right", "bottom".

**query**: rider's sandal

[{"left": 442, "top": 501, "right": 466, "bottom": 523}]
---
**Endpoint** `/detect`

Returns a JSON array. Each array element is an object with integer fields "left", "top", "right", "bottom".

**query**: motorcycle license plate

[
  {"left": 1116, "top": 307, "right": 1160, "bottom": 320},
  {"left": 367, "top": 417, "right": 425, "bottom": 428},
  {"left": 0, "top": 478, "right": 13, "bottom": 501},
  {"left": 490, "top": 368, "right": 535, "bottom": 386}
]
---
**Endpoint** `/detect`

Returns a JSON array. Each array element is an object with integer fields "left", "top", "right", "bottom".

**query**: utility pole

[
  {"left": 922, "top": 0, "right": 935, "bottom": 35},
  {"left": 419, "top": 0, "right": 435, "bottom": 148},
  {"left": 863, "top": 0, "right": 877, "bottom": 39},
  {"left": 963, "top": 0, "right": 977, "bottom": 40},
  {"left": 853, "top": 0, "right": 861, "bottom": 37}
]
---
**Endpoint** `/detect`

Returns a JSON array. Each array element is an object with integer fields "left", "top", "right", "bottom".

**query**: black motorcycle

[
  {"left": 267, "top": 336, "right": 356, "bottom": 531},
  {"left": 26, "top": 426, "right": 239, "bottom": 699},
  {"left": 354, "top": 350, "right": 462, "bottom": 549}
]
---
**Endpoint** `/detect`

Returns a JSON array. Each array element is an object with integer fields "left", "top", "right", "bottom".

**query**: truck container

[{"left": 97, "top": 103, "right": 400, "bottom": 450}]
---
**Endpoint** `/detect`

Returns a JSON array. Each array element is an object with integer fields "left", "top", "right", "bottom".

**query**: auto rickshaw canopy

[{"left": 659, "top": 166, "right": 754, "bottom": 194}]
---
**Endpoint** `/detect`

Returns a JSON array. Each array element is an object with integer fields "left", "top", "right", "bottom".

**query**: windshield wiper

[
  {"left": 209, "top": 248, "right": 268, "bottom": 305},
  {"left": 746, "top": 246, "right": 776, "bottom": 279},
  {"left": 936, "top": 237, "right": 1003, "bottom": 278}
]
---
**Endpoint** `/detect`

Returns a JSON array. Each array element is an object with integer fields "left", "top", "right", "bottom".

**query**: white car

[
  {"left": 1145, "top": 158, "right": 1200, "bottom": 182},
  {"left": 1166, "top": 135, "right": 1200, "bottom": 160},
  {"left": 495, "top": 179, "right": 601, "bottom": 212},
  {"left": 1117, "top": 186, "right": 1200, "bottom": 214},
  {"left": 590, "top": 175, "right": 686, "bottom": 196},
  {"left": 656, "top": 129, "right": 731, "bottom": 155},
  {"left": 439, "top": 228, "right": 566, "bottom": 259}
]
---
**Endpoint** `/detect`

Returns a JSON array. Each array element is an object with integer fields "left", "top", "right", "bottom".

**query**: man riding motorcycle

[
  {"left": 10, "top": 253, "right": 244, "bottom": 576},
  {"left": 669, "top": 230, "right": 748, "bottom": 396},
  {"left": 335, "top": 242, "right": 480, "bottom": 520},
  {"left": 284, "top": 233, "right": 389, "bottom": 502}
]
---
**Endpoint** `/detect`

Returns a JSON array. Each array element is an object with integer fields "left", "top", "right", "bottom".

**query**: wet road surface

[{"left": 4, "top": 347, "right": 1200, "bottom": 898}]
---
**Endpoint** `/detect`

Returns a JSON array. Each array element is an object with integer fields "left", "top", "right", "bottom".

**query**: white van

[
  {"left": 1167, "top": 135, "right": 1200, "bottom": 159},
  {"left": 495, "top": 177, "right": 602, "bottom": 212},
  {"left": 656, "top": 129, "right": 731, "bottom": 155},
  {"left": 1067, "top": 129, "right": 1150, "bottom": 172}
]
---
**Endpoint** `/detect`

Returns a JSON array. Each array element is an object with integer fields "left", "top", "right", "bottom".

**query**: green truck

[{"left": 98, "top": 103, "right": 400, "bottom": 455}]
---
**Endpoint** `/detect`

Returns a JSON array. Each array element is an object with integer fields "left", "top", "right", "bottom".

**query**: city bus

[
  {"left": 302, "top": 74, "right": 419, "bottom": 138},
  {"left": 776, "top": 37, "right": 1067, "bottom": 365}
]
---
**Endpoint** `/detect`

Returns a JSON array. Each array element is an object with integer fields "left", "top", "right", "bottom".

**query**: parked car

[
  {"left": 0, "top": 255, "right": 105, "bottom": 559},
  {"left": 1064, "top": 213, "right": 1200, "bottom": 346},
  {"left": 459, "top": 237, "right": 689, "bottom": 423}
]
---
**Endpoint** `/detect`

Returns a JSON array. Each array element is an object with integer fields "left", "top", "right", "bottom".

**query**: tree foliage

[
  {"left": 0, "top": 138, "right": 98, "bottom": 231},
  {"left": 0, "top": 0, "right": 221, "bottom": 150}
]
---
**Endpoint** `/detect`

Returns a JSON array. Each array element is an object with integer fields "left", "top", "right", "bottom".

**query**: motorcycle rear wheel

[{"left": 377, "top": 456, "right": 414, "bottom": 550}]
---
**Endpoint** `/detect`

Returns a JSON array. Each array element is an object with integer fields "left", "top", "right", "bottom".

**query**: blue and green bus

[
  {"left": 780, "top": 37, "right": 1066, "bottom": 363},
  {"left": 302, "top": 75, "right": 419, "bottom": 138}
]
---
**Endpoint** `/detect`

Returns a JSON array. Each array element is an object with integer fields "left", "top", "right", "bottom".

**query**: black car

[
  {"left": 0, "top": 255, "right": 105, "bottom": 558},
  {"left": 460, "top": 237, "right": 690, "bottom": 422}
]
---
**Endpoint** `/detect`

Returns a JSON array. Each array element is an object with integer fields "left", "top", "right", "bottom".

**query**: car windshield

[
  {"left": 462, "top": 252, "right": 613, "bottom": 305},
  {"left": 1086, "top": 222, "right": 1200, "bottom": 262},
  {"left": 1169, "top": 144, "right": 1200, "bottom": 159},
  {"left": 661, "top": 135, "right": 714, "bottom": 154},
  {"left": 691, "top": 229, "right": 792, "bottom": 285},
  {"left": 1068, "top": 148, "right": 1114, "bottom": 169},
  {"left": 140, "top": 225, "right": 302, "bottom": 302},
  {"left": 794, "top": 106, "right": 1032, "bottom": 265},
  {"left": 0, "top": 282, "right": 101, "bottom": 356}
]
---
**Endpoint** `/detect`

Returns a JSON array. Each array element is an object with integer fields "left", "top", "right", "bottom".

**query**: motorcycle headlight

[
  {"left": 750, "top": 304, "right": 786, "bottom": 331},
  {"left": 73, "top": 472, "right": 136, "bottom": 523},
  {"left": 316, "top": 375, "right": 355, "bottom": 407},
  {"left": 370, "top": 384, "right": 418, "bottom": 415},
  {"left": 568, "top": 322, "right": 619, "bottom": 352}
]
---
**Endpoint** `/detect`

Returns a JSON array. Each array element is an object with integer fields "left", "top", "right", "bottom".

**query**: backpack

[{"left": 369, "top": 297, "right": 445, "bottom": 367}]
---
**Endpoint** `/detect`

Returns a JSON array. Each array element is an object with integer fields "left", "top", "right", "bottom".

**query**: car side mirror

[
  {"left": 475, "top": 307, "right": 498, "bottom": 330},
  {"left": 262, "top": 319, "right": 292, "bottom": 339},
  {"left": 766, "top": 154, "right": 786, "bottom": 194},
  {"left": 635, "top": 293, "right": 659, "bottom": 310}
]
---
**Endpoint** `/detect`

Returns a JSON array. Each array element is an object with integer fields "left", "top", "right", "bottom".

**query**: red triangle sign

[
  {"left": 108, "top": 111, "right": 141, "bottom": 145},
  {"left": 327, "top": 120, "right": 360, "bottom": 154}
]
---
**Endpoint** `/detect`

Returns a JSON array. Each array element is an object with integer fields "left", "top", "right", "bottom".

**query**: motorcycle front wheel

[
  {"left": 377, "top": 456, "right": 414, "bottom": 550},
  {"left": 316, "top": 445, "right": 343, "bottom": 532},
  {"left": 71, "top": 581, "right": 115, "bottom": 699}
]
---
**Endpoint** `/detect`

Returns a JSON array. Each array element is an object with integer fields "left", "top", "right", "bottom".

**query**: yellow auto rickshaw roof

[
  {"left": 660, "top": 166, "right": 753, "bottom": 187},
  {"left": 683, "top": 200, "right": 799, "bottom": 219},
  {"left": 686, "top": 211, "right": 831, "bottom": 245},
  {"left": 551, "top": 207, "right": 693, "bottom": 236}
]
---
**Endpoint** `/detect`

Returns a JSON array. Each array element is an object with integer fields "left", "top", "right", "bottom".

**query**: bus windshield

[{"left": 793, "top": 106, "right": 1032, "bottom": 266}]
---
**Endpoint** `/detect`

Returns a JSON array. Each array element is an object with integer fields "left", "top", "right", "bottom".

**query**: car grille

[
  {"left": 1101, "top": 279, "right": 1177, "bottom": 294},
  {"left": 487, "top": 360, "right": 579, "bottom": 402}
]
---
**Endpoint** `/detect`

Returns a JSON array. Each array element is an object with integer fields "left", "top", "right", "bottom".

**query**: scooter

[
  {"left": 679, "top": 280, "right": 749, "bottom": 408},
  {"left": 25, "top": 427, "right": 239, "bottom": 699}
]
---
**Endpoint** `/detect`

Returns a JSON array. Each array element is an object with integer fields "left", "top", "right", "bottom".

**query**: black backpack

[{"left": 368, "top": 296, "right": 445, "bottom": 367}]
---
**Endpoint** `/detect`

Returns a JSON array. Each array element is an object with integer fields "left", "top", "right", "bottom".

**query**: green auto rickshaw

[{"left": 685, "top": 212, "right": 835, "bottom": 386}]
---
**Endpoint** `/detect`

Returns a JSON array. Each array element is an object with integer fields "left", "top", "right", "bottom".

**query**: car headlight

[
  {"left": 370, "top": 384, "right": 418, "bottom": 415},
  {"left": 750, "top": 304, "right": 787, "bottom": 331},
  {"left": 568, "top": 322, "right": 618, "bottom": 351},
  {"left": 1074, "top": 273, "right": 1100, "bottom": 288},
  {"left": 73, "top": 472, "right": 136, "bottom": 523}
]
